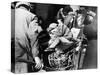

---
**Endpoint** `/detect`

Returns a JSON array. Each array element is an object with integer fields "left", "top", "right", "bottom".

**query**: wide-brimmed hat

[
  {"left": 47, "top": 23, "right": 58, "bottom": 32},
  {"left": 16, "top": 1, "right": 30, "bottom": 8}
]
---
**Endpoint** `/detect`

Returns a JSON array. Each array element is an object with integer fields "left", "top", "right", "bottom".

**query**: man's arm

[{"left": 28, "top": 20, "right": 43, "bottom": 69}]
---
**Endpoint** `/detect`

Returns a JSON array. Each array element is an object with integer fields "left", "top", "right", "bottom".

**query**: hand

[
  {"left": 60, "top": 37, "right": 73, "bottom": 44},
  {"left": 35, "top": 57, "right": 42, "bottom": 69}
]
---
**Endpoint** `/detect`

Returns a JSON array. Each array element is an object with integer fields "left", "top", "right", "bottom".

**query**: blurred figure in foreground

[{"left": 15, "top": 2, "right": 42, "bottom": 73}]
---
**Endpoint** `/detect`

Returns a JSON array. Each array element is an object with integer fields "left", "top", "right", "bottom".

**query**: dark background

[{"left": 11, "top": 2, "right": 97, "bottom": 69}]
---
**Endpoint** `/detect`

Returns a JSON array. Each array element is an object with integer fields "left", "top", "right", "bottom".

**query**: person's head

[
  {"left": 83, "top": 10, "right": 96, "bottom": 25},
  {"left": 56, "top": 6, "right": 73, "bottom": 22},
  {"left": 62, "top": 5, "right": 73, "bottom": 16},
  {"left": 47, "top": 23, "right": 57, "bottom": 33},
  {"left": 37, "top": 16, "right": 43, "bottom": 26},
  {"left": 59, "top": 5, "right": 80, "bottom": 26},
  {"left": 16, "top": 2, "right": 30, "bottom": 11},
  {"left": 33, "top": 16, "right": 44, "bottom": 29},
  {"left": 76, "top": 7, "right": 95, "bottom": 27},
  {"left": 71, "top": 7, "right": 86, "bottom": 28}
]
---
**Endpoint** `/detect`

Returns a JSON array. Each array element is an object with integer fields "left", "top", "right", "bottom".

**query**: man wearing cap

[{"left": 15, "top": 2, "right": 42, "bottom": 73}]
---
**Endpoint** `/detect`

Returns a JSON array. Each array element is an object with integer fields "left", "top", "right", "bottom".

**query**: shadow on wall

[
  {"left": 82, "top": 13, "right": 97, "bottom": 69},
  {"left": 82, "top": 40, "right": 97, "bottom": 69}
]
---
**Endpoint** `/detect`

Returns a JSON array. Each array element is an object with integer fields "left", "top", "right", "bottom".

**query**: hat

[
  {"left": 87, "top": 11, "right": 96, "bottom": 17},
  {"left": 47, "top": 23, "right": 57, "bottom": 32},
  {"left": 16, "top": 1, "right": 30, "bottom": 8}
]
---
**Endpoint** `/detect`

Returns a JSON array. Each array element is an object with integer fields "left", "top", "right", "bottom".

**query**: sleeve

[
  {"left": 31, "top": 26, "right": 43, "bottom": 58},
  {"left": 31, "top": 39, "right": 39, "bottom": 58},
  {"left": 63, "top": 26, "right": 73, "bottom": 40},
  {"left": 64, "top": 14, "right": 73, "bottom": 26},
  {"left": 27, "top": 21, "right": 40, "bottom": 58}
]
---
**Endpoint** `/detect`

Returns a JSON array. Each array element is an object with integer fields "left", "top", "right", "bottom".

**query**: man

[{"left": 15, "top": 2, "right": 42, "bottom": 73}]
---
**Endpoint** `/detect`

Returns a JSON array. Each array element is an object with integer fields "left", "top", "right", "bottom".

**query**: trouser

[
  {"left": 15, "top": 62, "right": 28, "bottom": 73},
  {"left": 15, "top": 38, "right": 29, "bottom": 73}
]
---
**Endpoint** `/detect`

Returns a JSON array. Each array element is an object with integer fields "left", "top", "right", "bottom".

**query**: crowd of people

[{"left": 12, "top": 1, "right": 96, "bottom": 73}]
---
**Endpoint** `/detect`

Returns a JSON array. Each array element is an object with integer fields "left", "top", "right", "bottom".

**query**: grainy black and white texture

[{"left": 11, "top": 1, "right": 97, "bottom": 73}]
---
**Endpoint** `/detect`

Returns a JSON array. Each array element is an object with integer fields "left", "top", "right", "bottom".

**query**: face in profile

[{"left": 77, "top": 14, "right": 85, "bottom": 27}]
